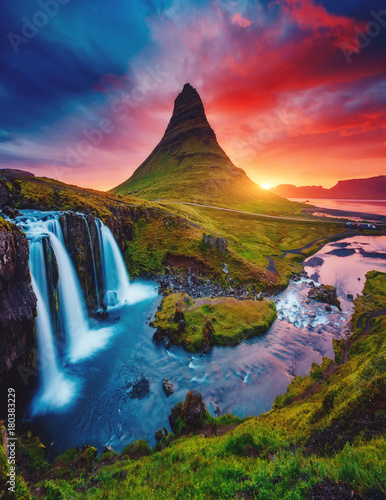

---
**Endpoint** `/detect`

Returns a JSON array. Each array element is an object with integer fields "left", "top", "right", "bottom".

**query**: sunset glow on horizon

[{"left": 0, "top": 0, "right": 385, "bottom": 192}]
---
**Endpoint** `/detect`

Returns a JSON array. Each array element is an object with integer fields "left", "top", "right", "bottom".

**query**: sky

[{"left": 0, "top": 0, "right": 385, "bottom": 191}]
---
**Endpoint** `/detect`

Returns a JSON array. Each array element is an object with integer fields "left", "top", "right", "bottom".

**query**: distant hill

[
  {"left": 112, "top": 84, "right": 287, "bottom": 210},
  {"left": 270, "top": 176, "right": 386, "bottom": 200}
]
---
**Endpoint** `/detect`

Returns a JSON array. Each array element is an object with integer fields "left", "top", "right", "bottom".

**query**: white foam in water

[{"left": 275, "top": 277, "right": 346, "bottom": 330}]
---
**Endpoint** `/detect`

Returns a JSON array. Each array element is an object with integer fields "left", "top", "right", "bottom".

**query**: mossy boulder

[
  {"left": 308, "top": 284, "right": 341, "bottom": 310},
  {"left": 119, "top": 440, "right": 152, "bottom": 461},
  {"left": 169, "top": 390, "right": 208, "bottom": 435}
]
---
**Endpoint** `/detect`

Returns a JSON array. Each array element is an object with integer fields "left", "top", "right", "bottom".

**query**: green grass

[
  {"left": 6, "top": 271, "right": 384, "bottom": 499},
  {"left": 153, "top": 293, "right": 277, "bottom": 350},
  {"left": 1, "top": 173, "right": 348, "bottom": 292}
]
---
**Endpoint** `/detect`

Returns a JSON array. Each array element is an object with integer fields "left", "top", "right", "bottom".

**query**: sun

[{"left": 260, "top": 182, "right": 273, "bottom": 190}]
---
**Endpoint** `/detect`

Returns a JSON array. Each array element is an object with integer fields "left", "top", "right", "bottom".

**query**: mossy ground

[
  {"left": 153, "top": 293, "right": 277, "bottom": 350},
  {"left": 2, "top": 271, "right": 384, "bottom": 499}
]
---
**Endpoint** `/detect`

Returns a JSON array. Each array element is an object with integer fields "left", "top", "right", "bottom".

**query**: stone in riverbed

[
  {"left": 1, "top": 206, "right": 20, "bottom": 218},
  {"left": 128, "top": 376, "right": 150, "bottom": 400},
  {"left": 155, "top": 427, "right": 168, "bottom": 442},
  {"left": 169, "top": 390, "right": 207, "bottom": 434},
  {"left": 308, "top": 284, "right": 341, "bottom": 311},
  {"left": 163, "top": 336, "right": 171, "bottom": 349},
  {"left": 163, "top": 379, "right": 174, "bottom": 396},
  {"left": 153, "top": 326, "right": 165, "bottom": 343}
]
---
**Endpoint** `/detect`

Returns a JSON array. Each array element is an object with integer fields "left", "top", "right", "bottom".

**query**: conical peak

[{"left": 162, "top": 83, "right": 214, "bottom": 142}]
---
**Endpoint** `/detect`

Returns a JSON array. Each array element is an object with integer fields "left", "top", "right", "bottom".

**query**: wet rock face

[
  {"left": 155, "top": 427, "right": 168, "bottom": 442},
  {"left": 163, "top": 379, "right": 174, "bottom": 396},
  {"left": 104, "top": 205, "right": 134, "bottom": 250},
  {"left": 0, "top": 222, "right": 37, "bottom": 384},
  {"left": 59, "top": 212, "right": 102, "bottom": 313},
  {"left": 308, "top": 284, "right": 341, "bottom": 311}
]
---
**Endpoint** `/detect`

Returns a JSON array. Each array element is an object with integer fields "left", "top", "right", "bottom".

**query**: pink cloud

[{"left": 232, "top": 13, "right": 252, "bottom": 28}]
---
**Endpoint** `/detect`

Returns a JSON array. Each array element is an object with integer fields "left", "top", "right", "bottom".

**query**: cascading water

[
  {"left": 11, "top": 210, "right": 156, "bottom": 414},
  {"left": 45, "top": 218, "right": 64, "bottom": 244},
  {"left": 48, "top": 232, "right": 112, "bottom": 363},
  {"left": 96, "top": 219, "right": 156, "bottom": 308},
  {"left": 29, "top": 240, "right": 75, "bottom": 411},
  {"left": 30, "top": 275, "right": 75, "bottom": 411}
]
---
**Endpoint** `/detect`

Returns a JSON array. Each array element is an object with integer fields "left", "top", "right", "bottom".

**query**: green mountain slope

[{"left": 112, "top": 84, "right": 291, "bottom": 211}]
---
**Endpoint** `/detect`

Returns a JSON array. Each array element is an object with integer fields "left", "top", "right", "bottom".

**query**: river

[{"left": 14, "top": 211, "right": 386, "bottom": 460}]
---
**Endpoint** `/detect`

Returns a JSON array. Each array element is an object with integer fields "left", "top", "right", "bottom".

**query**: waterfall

[
  {"left": 99, "top": 222, "right": 132, "bottom": 307},
  {"left": 29, "top": 243, "right": 75, "bottom": 411},
  {"left": 81, "top": 215, "right": 100, "bottom": 310},
  {"left": 48, "top": 232, "right": 112, "bottom": 363},
  {"left": 97, "top": 220, "right": 156, "bottom": 308},
  {"left": 46, "top": 218, "right": 64, "bottom": 244},
  {"left": 11, "top": 210, "right": 156, "bottom": 413}
]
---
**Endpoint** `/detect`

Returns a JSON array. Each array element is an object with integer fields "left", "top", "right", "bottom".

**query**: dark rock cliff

[
  {"left": 58, "top": 209, "right": 135, "bottom": 312},
  {"left": 0, "top": 219, "right": 37, "bottom": 387},
  {"left": 59, "top": 213, "right": 103, "bottom": 312}
]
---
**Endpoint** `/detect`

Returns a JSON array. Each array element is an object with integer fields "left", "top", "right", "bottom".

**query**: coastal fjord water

[
  {"left": 289, "top": 198, "right": 386, "bottom": 218},
  {"left": 18, "top": 212, "right": 386, "bottom": 460}
]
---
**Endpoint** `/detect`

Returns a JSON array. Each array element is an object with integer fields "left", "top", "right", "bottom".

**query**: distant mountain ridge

[
  {"left": 270, "top": 176, "right": 386, "bottom": 200},
  {"left": 112, "top": 83, "right": 285, "bottom": 209}
]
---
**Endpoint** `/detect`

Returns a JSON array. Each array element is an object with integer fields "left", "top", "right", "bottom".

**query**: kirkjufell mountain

[{"left": 113, "top": 83, "right": 282, "bottom": 207}]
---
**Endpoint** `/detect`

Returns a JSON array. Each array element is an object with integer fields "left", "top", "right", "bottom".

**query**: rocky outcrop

[
  {"left": 308, "top": 284, "right": 341, "bottom": 311},
  {"left": 169, "top": 390, "right": 207, "bottom": 434},
  {"left": 201, "top": 233, "right": 228, "bottom": 253},
  {"left": 201, "top": 318, "right": 215, "bottom": 353},
  {"left": 0, "top": 219, "right": 37, "bottom": 386},
  {"left": 155, "top": 427, "right": 168, "bottom": 442},
  {"left": 0, "top": 177, "right": 22, "bottom": 209},
  {"left": 162, "top": 379, "right": 174, "bottom": 396},
  {"left": 59, "top": 213, "right": 102, "bottom": 312}
]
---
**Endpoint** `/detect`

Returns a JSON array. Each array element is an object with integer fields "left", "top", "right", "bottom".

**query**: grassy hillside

[
  {"left": 2, "top": 271, "right": 385, "bottom": 499},
  {"left": 0, "top": 172, "right": 348, "bottom": 292}
]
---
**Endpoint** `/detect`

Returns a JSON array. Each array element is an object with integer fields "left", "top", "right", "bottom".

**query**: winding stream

[{"left": 14, "top": 211, "right": 386, "bottom": 459}]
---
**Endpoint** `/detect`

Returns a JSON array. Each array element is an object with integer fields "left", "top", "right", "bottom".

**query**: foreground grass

[{"left": 2, "top": 271, "right": 384, "bottom": 499}]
